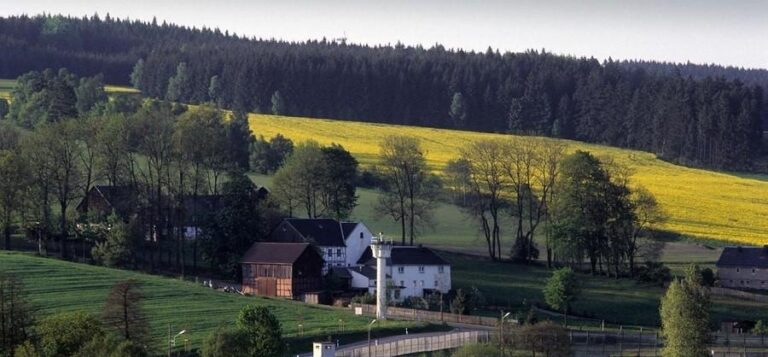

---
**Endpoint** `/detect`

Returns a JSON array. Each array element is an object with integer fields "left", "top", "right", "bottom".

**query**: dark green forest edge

[{"left": 0, "top": 14, "right": 766, "bottom": 171}]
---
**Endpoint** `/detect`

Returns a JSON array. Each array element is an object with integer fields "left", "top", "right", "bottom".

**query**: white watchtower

[{"left": 371, "top": 233, "right": 392, "bottom": 320}]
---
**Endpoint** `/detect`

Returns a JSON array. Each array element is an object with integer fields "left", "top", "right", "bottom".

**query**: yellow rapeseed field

[{"left": 249, "top": 113, "right": 768, "bottom": 245}]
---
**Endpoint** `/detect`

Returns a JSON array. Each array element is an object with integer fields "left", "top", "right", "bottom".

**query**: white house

[
  {"left": 350, "top": 245, "right": 451, "bottom": 301},
  {"left": 269, "top": 218, "right": 373, "bottom": 273}
]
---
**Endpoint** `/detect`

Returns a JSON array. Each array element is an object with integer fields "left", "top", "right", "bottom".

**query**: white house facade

[{"left": 350, "top": 246, "right": 451, "bottom": 302}]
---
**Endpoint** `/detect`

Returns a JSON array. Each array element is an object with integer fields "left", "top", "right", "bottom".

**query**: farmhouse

[
  {"left": 76, "top": 185, "right": 138, "bottom": 221},
  {"left": 241, "top": 242, "right": 323, "bottom": 298},
  {"left": 352, "top": 245, "right": 451, "bottom": 301},
  {"left": 269, "top": 218, "right": 373, "bottom": 273},
  {"left": 716, "top": 246, "right": 768, "bottom": 290}
]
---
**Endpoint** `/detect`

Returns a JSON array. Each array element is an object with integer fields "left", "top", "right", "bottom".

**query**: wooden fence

[
  {"left": 335, "top": 330, "right": 490, "bottom": 357},
  {"left": 351, "top": 304, "right": 509, "bottom": 327}
]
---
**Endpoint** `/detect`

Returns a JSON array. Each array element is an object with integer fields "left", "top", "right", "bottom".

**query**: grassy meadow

[
  {"left": 446, "top": 251, "right": 768, "bottom": 328},
  {"left": 0, "top": 252, "right": 429, "bottom": 353},
  {"left": 249, "top": 114, "right": 768, "bottom": 246}
]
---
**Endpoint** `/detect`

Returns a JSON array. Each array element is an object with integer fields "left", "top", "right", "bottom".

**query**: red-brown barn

[{"left": 241, "top": 242, "right": 323, "bottom": 298}]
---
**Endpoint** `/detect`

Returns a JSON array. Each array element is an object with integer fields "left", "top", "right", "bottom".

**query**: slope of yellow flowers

[{"left": 249, "top": 114, "right": 768, "bottom": 245}]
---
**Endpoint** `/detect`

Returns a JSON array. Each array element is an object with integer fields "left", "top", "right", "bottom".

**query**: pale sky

[{"left": 2, "top": 0, "right": 767, "bottom": 69}]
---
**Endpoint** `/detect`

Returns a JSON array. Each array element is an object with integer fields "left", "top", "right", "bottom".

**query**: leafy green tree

[
  {"left": 0, "top": 150, "right": 27, "bottom": 250},
  {"left": 660, "top": 264, "right": 711, "bottom": 357},
  {"left": 75, "top": 74, "right": 107, "bottom": 115},
  {"left": 74, "top": 335, "right": 146, "bottom": 357},
  {"left": 270, "top": 90, "right": 285, "bottom": 115},
  {"left": 0, "top": 273, "right": 35, "bottom": 356},
  {"left": 92, "top": 216, "right": 141, "bottom": 268},
  {"left": 0, "top": 98, "right": 9, "bottom": 119},
  {"left": 200, "top": 173, "right": 267, "bottom": 277},
  {"left": 449, "top": 92, "right": 467, "bottom": 128},
  {"left": 129, "top": 59, "right": 144, "bottom": 90},
  {"left": 166, "top": 62, "right": 188, "bottom": 101},
  {"left": 13, "top": 341, "right": 40, "bottom": 357},
  {"left": 754, "top": 320, "right": 768, "bottom": 335},
  {"left": 250, "top": 134, "right": 294, "bottom": 174},
  {"left": 272, "top": 141, "right": 325, "bottom": 217},
  {"left": 226, "top": 111, "right": 254, "bottom": 171},
  {"left": 320, "top": 144, "right": 359, "bottom": 219},
  {"left": 450, "top": 288, "right": 469, "bottom": 315},
  {"left": 37, "top": 311, "right": 104, "bottom": 357},
  {"left": 543, "top": 267, "right": 579, "bottom": 326},
  {"left": 516, "top": 321, "right": 570, "bottom": 357},
  {"left": 236, "top": 305, "right": 285, "bottom": 357},
  {"left": 201, "top": 327, "right": 250, "bottom": 357}
]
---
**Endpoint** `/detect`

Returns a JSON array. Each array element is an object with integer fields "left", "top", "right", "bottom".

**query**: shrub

[
  {"left": 350, "top": 293, "right": 376, "bottom": 305},
  {"left": 451, "top": 343, "right": 500, "bottom": 357},
  {"left": 236, "top": 305, "right": 285, "bottom": 357},
  {"left": 701, "top": 267, "right": 716, "bottom": 287},
  {"left": 513, "top": 321, "right": 570, "bottom": 357},
  {"left": 201, "top": 327, "right": 250, "bottom": 357},
  {"left": 635, "top": 261, "right": 671, "bottom": 286}
]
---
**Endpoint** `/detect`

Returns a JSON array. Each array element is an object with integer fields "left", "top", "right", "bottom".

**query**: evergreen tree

[
  {"left": 165, "top": 62, "right": 188, "bottom": 102},
  {"left": 130, "top": 59, "right": 144, "bottom": 90},
  {"left": 208, "top": 75, "right": 221, "bottom": 105}
]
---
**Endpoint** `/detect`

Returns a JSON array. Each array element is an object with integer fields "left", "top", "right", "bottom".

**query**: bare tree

[
  {"left": 456, "top": 140, "right": 507, "bottom": 260},
  {"left": 102, "top": 279, "right": 149, "bottom": 346},
  {"left": 376, "top": 136, "right": 434, "bottom": 245}
]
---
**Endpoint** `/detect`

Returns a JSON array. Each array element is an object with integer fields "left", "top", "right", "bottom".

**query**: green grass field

[
  {"left": 445, "top": 251, "right": 768, "bottom": 328},
  {"left": 0, "top": 252, "right": 429, "bottom": 354}
]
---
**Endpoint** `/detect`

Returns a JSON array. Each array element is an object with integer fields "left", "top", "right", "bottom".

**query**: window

[
  {"left": 737, "top": 268, "right": 741, "bottom": 273},
  {"left": 420, "top": 280, "right": 424, "bottom": 287},
  {"left": 400, "top": 281, "right": 404, "bottom": 287},
  {"left": 418, "top": 266, "right": 425, "bottom": 273},
  {"left": 336, "top": 248, "right": 342, "bottom": 257},
  {"left": 394, "top": 289, "right": 401, "bottom": 299},
  {"left": 753, "top": 268, "right": 757, "bottom": 274},
  {"left": 438, "top": 266, "right": 445, "bottom": 273},
  {"left": 434, "top": 280, "right": 439, "bottom": 287},
  {"left": 413, "top": 280, "right": 417, "bottom": 287},
  {"left": 398, "top": 267, "right": 404, "bottom": 274},
  {"left": 360, "top": 232, "right": 364, "bottom": 239},
  {"left": 327, "top": 249, "right": 333, "bottom": 258}
]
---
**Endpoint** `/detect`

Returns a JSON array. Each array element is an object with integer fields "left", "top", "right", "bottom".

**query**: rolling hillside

[
  {"left": 249, "top": 114, "right": 768, "bottom": 246},
  {"left": 0, "top": 252, "right": 426, "bottom": 352}
]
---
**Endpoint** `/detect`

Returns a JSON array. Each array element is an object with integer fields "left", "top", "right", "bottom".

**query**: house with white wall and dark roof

[
  {"left": 269, "top": 218, "right": 373, "bottom": 273},
  {"left": 716, "top": 246, "right": 768, "bottom": 290},
  {"left": 352, "top": 245, "right": 451, "bottom": 301}
]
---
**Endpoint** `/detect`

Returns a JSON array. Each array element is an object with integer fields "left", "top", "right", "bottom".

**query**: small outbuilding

[{"left": 241, "top": 242, "right": 323, "bottom": 298}]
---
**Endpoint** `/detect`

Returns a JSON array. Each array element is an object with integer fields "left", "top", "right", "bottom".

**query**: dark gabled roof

[
  {"left": 241, "top": 242, "right": 314, "bottom": 264},
  {"left": 717, "top": 246, "right": 768, "bottom": 268},
  {"left": 80, "top": 185, "right": 137, "bottom": 218},
  {"left": 329, "top": 267, "right": 352, "bottom": 280},
  {"left": 357, "top": 246, "right": 373, "bottom": 265},
  {"left": 285, "top": 218, "right": 345, "bottom": 247},
  {"left": 391, "top": 246, "right": 449, "bottom": 265},
  {"left": 341, "top": 222, "right": 358, "bottom": 239},
  {"left": 359, "top": 246, "right": 449, "bottom": 266},
  {"left": 348, "top": 266, "right": 389, "bottom": 280}
]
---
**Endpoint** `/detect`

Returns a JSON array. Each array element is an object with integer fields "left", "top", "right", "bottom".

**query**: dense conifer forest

[{"left": 0, "top": 14, "right": 765, "bottom": 170}]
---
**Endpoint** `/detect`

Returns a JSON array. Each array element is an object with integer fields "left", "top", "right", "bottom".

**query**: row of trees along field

[
  {"left": 0, "top": 68, "right": 288, "bottom": 278},
  {"left": 445, "top": 138, "right": 665, "bottom": 277},
  {"left": 0, "top": 14, "right": 765, "bottom": 170}
]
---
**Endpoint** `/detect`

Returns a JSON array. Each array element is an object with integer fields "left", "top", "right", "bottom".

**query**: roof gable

[
  {"left": 285, "top": 218, "right": 346, "bottom": 247},
  {"left": 359, "top": 246, "right": 449, "bottom": 266},
  {"left": 241, "top": 242, "right": 315, "bottom": 264},
  {"left": 717, "top": 246, "right": 768, "bottom": 268},
  {"left": 341, "top": 222, "right": 359, "bottom": 239}
]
